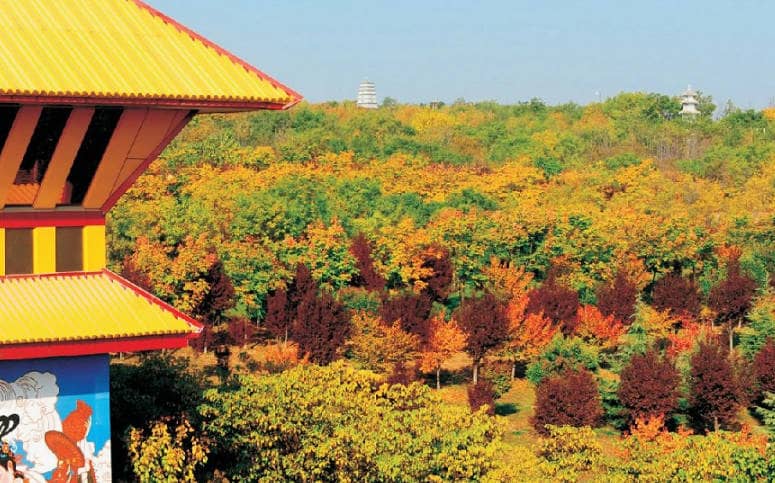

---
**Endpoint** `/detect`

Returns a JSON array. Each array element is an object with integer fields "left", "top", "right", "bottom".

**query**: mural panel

[{"left": 0, "top": 355, "right": 110, "bottom": 483}]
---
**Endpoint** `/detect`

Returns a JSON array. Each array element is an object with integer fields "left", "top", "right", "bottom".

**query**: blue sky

[{"left": 151, "top": 1, "right": 775, "bottom": 108}]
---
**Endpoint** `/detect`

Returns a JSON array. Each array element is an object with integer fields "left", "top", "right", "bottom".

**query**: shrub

[
  {"left": 532, "top": 369, "right": 603, "bottom": 435},
  {"left": 689, "top": 341, "right": 741, "bottom": 432},
  {"left": 538, "top": 425, "right": 603, "bottom": 480},
  {"left": 651, "top": 272, "right": 701, "bottom": 318},
  {"left": 618, "top": 350, "right": 680, "bottom": 425},
  {"left": 467, "top": 380, "right": 496, "bottom": 416}
]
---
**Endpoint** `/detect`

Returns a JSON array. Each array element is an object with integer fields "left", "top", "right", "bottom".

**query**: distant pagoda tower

[
  {"left": 680, "top": 85, "right": 700, "bottom": 117},
  {"left": 357, "top": 80, "right": 378, "bottom": 109}
]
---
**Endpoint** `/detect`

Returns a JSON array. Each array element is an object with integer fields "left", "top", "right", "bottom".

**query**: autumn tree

[
  {"left": 532, "top": 369, "right": 603, "bottom": 436},
  {"left": 596, "top": 270, "right": 638, "bottom": 324},
  {"left": 709, "top": 255, "right": 757, "bottom": 350},
  {"left": 651, "top": 272, "right": 701, "bottom": 319},
  {"left": 505, "top": 313, "right": 557, "bottom": 379},
  {"left": 347, "top": 312, "right": 420, "bottom": 372},
  {"left": 526, "top": 276, "right": 580, "bottom": 334},
  {"left": 419, "top": 314, "right": 467, "bottom": 389},
  {"left": 754, "top": 338, "right": 775, "bottom": 396},
  {"left": 293, "top": 289, "right": 350, "bottom": 365},
  {"left": 575, "top": 305, "right": 625, "bottom": 350},
  {"left": 349, "top": 233, "right": 386, "bottom": 291},
  {"left": 380, "top": 291, "right": 433, "bottom": 344},
  {"left": 456, "top": 292, "right": 509, "bottom": 383},
  {"left": 618, "top": 350, "right": 680, "bottom": 425},
  {"left": 192, "top": 259, "right": 236, "bottom": 326},
  {"left": 419, "top": 243, "right": 454, "bottom": 301},
  {"left": 689, "top": 341, "right": 741, "bottom": 432},
  {"left": 264, "top": 264, "right": 316, "bottom": 343}
]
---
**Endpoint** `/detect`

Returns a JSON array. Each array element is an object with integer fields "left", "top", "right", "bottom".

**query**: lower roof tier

[{"left": 0, "top": 269, "right": 201, "bottom": 359}]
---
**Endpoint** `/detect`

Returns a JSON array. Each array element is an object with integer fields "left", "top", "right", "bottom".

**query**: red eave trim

[
  {"left": 132, "top": 0, "right": 303, "bottom": 108},
  {"left": 0, "top": 210, "right": 104, "bottom": 228},
  {"left": 0, "top": 94, "right": 296, "bottom": 112},
  {"left": 0, "top": 334, "right": 194, "bottom": 360}
]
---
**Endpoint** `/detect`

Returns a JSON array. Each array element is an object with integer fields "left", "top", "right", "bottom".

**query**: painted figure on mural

[{"left": 0, "top": 365, "right": 110, "bottom": 483}]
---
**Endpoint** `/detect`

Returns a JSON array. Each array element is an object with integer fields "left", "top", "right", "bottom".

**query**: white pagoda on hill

[
  {"left": 357, "top": 80, "right": 378, "bottom": 109},
  {"left": 680, "top": 85, "right": 700, "bottom": 117}
]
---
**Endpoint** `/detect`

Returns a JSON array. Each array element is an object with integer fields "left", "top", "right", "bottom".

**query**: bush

[
  {"left": 618, "top": 350, "right": 680, "bottom": 425},
  {"left": 526, "top": 278, "right": 580, "bottom": 334},
  {"left": 596, "top": 270, "right": 638, "bottom": 324},
  {"left": 532, "top": 369, "right": 603, "bottom": 435},
  {"left": 467, "top": 380, "right": 496, "bottom": 416},
  {"left": 538, "top": 425, "right": 603, "bottom": 481}
]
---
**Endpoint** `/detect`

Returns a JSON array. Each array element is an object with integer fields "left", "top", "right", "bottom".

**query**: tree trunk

[
  {"left": 714, "top": 416, "right": 719, "bottom": 432},
  {"left": 436, "top": 367, "right": 441, "bottom": 390},
  {"left": 511, "top": 361, "right": 517, "bottom": 380},
  {"left": 472, "top": 359, "right": 479, "bottom": 384},
  {"left": 284, "top": 326, "right": 288, "bottom": 345},
  {"left": 729, "top": 323, "right": 734, "bottom": 352}
]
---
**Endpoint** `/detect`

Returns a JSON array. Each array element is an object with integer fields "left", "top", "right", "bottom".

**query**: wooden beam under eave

[
  {"left": 81, "top": 108, "right": 148, "bottom": 209},
  {"left": 0, "top": 106, "right": 43, "bottom": 209},
  {"left": 33, "top": 108, "right": 95, "bottom": 209}
]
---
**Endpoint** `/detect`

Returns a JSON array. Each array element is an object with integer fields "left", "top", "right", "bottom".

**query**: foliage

[
  {"left": 689, "top": 340, "right": 742, "bottom": 431},
  {"left": 110, "top": 354, "right": 206, "bottom": 480},
  {"left": 456, "top": 292, "right": 509, "bottom": 382},
  {"left": 347, "top": 311, "right": 420, "bottom": 372},
  {"left": 349, "top": 233, "right": 386, "bottom": 291},
  {"left": 596, "top": 269, "right": 638, "bottom": 324},
  {"left": 756, "top": 392, "right": 775, "bottom": 434},
  {"left": 538, "top": 425, "right": 603, "bottom": 481},
  {"left": 574, "top": 304, "right": 625, "bottom": 349},
  {"left": 467, "top": 380, "right": 496, "bottom": 416},
  {"left": 532, "top": 369, "right": 603, "bottom": 435},
  {"left": 739, "top": 296, "right": 775, "bottom": 359},
  {"left": 754, "top": 338, "right": 775, "bottom": 395},
  {"left": 379, "top": 291, "right": 433, "bottom": 343},
  {"left": 618, "top": 350, "right": 680, "bottom": 425},
  {"left": 128, "top": 417, "right": 208, "bottom": 483},
  {"left": 293, "top": 288, "right": 350, "bottom": 364},
  {"left": 650, "top": 272, "right": 701, "bottom": 318},
  {"left": 419, "top": 314, "right": 467, "bottom": 389},
  {"left": 199, "top": 363, "right": 503, "bottom": 481},
  {"left": 526, "top": 275, "right": 580, "bottom": 334},
  {"left": 525, "top": 336, "right": 599, "bottom": 385}
]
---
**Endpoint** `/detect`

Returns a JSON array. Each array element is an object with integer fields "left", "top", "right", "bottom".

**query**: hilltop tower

[
  {"left": 357, "top": 80, "right": 378, "bottom": 109},
  {"left": 680, "top": 85, "right": 700, "bottom": 117},
  {"left": 0, "top": 1, "right": 299, "bottom": 480}
]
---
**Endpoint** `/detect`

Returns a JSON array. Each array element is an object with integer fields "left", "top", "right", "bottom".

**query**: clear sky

[{"left": 150, "top": 0, "right": 775, "bottom": 108}]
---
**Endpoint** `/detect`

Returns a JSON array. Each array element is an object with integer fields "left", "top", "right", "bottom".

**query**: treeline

[{"left": 108, "top": 96, "right": 775, "bottom": 480}]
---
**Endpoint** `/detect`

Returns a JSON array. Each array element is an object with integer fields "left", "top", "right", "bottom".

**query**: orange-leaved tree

[
  {"left": 419, "top": 314, "right": 467, "bottom": 389},
  {"left": 575, "top": 305, "right": 625, "bottom": 350}
]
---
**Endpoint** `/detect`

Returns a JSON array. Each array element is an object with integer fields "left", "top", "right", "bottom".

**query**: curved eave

[
  {"left": 0, "top": 94, "right": 301, "bottom": 112},
  {"left": 0, "top": 333, "right": 197, "bottom": 360}
]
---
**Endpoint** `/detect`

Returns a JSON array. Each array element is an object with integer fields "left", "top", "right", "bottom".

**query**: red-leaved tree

[
  {"left": 456, "top": 292, "right": 509, "bottom": 383},
  {"left": 531, "top": 368, "right": 603, "bottom": 435},
  {"left": 651, "top": 272, "right": 701, "bottom": 319},
  {"left": 526, "top": 276, "right": 580, "bottom": 334},
  {"left": 709, "top": 256, "right": 757, "bottom": 350},
  {"left": 264, "top": 264, "right": 317, "bottom": 343},
  {"left": 689, "top": 340, "right": 741, "bottom": 432},
  {"left": 754, "top": 338, "right": 775, "bottom": 396},
  {"left": 349, "top": 233, "right": 386, "bottom": 291},
  {"left": 596, "top": 270, "right": 638, "bottom": 324},
  {"left": 292, "top": 289, "right": 350, "bottom": 365},
  {"left": 380, "top": 291, "right": 433, "bottom": 344},
  {"left": 618, "top": 350, "right": 680, "bottom": 425},
  {"left": 420, "top": 244, "right": 454, "bottom": 302}
]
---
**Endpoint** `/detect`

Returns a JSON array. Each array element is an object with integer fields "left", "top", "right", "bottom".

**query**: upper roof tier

[{"left": 0, "top": 0, "right": 301, "bottom": 111}]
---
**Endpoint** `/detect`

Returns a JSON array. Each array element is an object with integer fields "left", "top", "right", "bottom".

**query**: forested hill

[{"left": 108, "top": 95, "right": 775, "bottom": 321}]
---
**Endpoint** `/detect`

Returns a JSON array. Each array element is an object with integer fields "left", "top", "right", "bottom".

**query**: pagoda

[
  {"left": 0, "top": 1, "right": 300, "bottom": 481},
  {"left": 680, "top": 85, "right": 700, "bottom": 117},
  {"left": 357, "top": 80, "right": 378, "bottom": 109}
]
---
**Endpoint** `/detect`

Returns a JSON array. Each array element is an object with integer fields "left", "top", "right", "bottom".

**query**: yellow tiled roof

[
  {"left": 0, "top": 270, "right": 201, "bottom": 345},
  {"left": 0, "top": 0, "right": 300, "bottom": 110}
]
